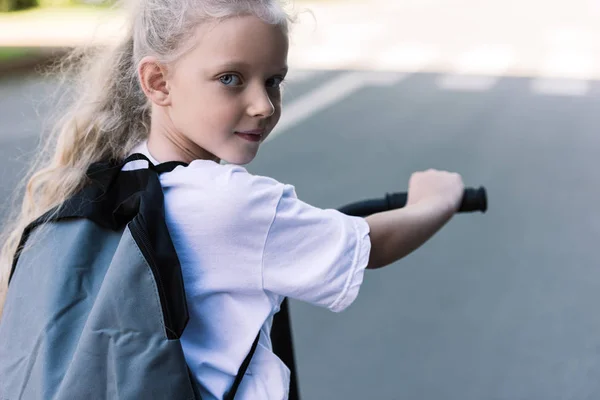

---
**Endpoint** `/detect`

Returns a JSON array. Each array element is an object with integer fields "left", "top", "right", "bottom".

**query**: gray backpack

[{"left": 0, "top": 154, "right": 258, "bottom": 400}]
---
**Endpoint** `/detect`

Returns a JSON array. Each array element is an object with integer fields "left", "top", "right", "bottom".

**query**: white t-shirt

[{"left": 127, "top": 142, "right": 371, "bottom": 399}]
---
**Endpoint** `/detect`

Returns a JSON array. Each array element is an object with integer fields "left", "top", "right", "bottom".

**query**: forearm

[{"left": 364, "top": 200, "right": 455, "bottom": 269}]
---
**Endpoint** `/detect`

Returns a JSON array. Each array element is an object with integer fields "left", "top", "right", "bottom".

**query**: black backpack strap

[
  {"left": 225, "top": 333, "right": 260, "bottom": 400},
  {"left": 10, "top": 153, "right": 192, "bottom": 339},
  {"left": 9, "top": 153, "right": 190, "bottom": 286},
  {"left": 271, "top": 298, "right": 301, "bottom": 400},
  {"left": 10, "top": 154, "right": 185, "bottom": 280},
  {"left": 154, "top": 160, "right": 187, "bottom": 174}
]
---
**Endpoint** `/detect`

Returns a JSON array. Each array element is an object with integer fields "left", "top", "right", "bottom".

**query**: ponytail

[{"left": 0, "top": 29, "right": 149, "bottom": 318}]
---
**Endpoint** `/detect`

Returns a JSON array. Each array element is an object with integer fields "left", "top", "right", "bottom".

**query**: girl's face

[{"left": 156, "top": 15, "right": 289, "bottom": 165}]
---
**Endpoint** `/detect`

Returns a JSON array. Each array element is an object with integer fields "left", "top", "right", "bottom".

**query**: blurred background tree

[{"left": 0, "top": 0, "right": 38, "bottom": 12}]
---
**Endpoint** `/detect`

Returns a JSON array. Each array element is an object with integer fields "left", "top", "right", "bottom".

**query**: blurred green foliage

[
  {"left": 0, "top": 0, "right": 113, "bottom": 11},
  {"left": 38, "top": 0, "right": 114, "bottom": 6},
  {"left": 0, "top": 47, "right": 34, "bottom": 61},
  {"left": 0, "top": 0, "right": 38, "bottom": 12}
]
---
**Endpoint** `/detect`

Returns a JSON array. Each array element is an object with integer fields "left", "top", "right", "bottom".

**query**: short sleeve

[{"left": 262, "top": 185, "right": 371, "bottom": 313}]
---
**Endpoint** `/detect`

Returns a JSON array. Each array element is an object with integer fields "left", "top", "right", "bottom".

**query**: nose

[{"left": 246, "top": 83, "right": 275, "bottom": 118}]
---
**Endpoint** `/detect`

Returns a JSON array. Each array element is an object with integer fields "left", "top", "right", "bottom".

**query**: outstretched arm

[{"left": 365, "top": 169, "right": 464, "bottom": 270}]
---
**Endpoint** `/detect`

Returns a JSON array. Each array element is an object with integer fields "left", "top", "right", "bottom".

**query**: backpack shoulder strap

[
  {"left": 225, "top": 333, "right": 260, "bottom": 400},
  {"left": 10, "top": 154, "right": 186, "bottom": 281},
  {"left": 271, "top": 298, "right": 301, "bottom": 400}
]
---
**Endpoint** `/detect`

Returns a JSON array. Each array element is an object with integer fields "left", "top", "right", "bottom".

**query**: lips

[
  {"left": 236, "top": 129, "right": 265, "bottom": 136},
  {"left": 235, "top": 129, "right": 265, "bottom": 143}
]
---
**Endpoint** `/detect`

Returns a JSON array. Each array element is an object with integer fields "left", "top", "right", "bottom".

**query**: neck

[{"left": 147, "top": 106, "right": 220, "bottom": 164}]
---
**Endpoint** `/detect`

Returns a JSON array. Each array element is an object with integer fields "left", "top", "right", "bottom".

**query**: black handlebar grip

[
  {"left": 459, "top": 187, "right": 487, "bottom": 213},
  {"left": 385, "top": 192, "right": 408, "bottom": 210}
]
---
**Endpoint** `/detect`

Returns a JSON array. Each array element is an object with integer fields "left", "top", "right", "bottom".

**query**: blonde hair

[{"left": 0, "top": 0, "right": 296, "bottom": 318}]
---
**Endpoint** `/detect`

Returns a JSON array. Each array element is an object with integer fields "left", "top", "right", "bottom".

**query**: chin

[{"left": 223, "top": 152, "right": 257, "bottom": 166}]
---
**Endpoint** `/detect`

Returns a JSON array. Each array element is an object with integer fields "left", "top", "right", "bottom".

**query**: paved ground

[{"left": 2, "top": 65, "right": 600, "bottom": 399}]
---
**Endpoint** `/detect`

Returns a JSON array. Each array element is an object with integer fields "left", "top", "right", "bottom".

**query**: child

[{"left": 0, "top": 0, "right": 464, "bottom": 398}]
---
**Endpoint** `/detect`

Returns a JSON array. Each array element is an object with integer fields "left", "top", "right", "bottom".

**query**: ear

[{"left": 138, "top": 56, "right": 172, "bottom": 106}]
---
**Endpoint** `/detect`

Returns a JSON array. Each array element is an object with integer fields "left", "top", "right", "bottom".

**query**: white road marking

[
  {"left": 531, "top": 43, "right": 594, "bottom": 95},
  {"left": 531, "top": 78, "right": 590, "bottom": 96},
  {"left": 268, "top": 71, "right": 407, "bottom": 141},
  {"left": 437, "top": 74, "right": 500, "bottom": 91}
]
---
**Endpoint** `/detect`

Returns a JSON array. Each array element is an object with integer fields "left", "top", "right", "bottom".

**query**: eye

[
  {"left": 266, "top": 76, "right": 285, "bottom": 89},
  {"left": 219, "top": 74, "right": 242, "bottom": 86}
]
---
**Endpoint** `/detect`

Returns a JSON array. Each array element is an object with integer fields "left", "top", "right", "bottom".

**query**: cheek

[
  {"left": 271, "top": 96, "right": 283, "bottom": 125},
  {"left": 211, "top": 91, "right": 242, "bottom": 118},
  {"left": 169, "top": 80, "right": 199, "bottom": 119},
  {"left": 170, "top": 81, "right": 214, "bottom": 124}
]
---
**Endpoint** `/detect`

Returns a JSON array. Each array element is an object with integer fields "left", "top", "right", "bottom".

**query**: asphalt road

[{"left": 1, "top": 69, "right": 599, "bottom": 399}]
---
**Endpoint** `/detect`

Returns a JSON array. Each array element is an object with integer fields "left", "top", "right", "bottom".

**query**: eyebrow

[{"left": 215, "top": 61, "right": 288, "bottom": 74}]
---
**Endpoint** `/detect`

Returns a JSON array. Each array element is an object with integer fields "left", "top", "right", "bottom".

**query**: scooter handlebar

[{"left": 338, "top": 187, "right": 487, "bottom": 217}]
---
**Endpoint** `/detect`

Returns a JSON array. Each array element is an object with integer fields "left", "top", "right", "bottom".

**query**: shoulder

[
  {"left": 160, "top": 160, "right": 291, "bottom": 220},
  {"left": 163, "top": 160, "right": 286, "bottom": 195}
]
